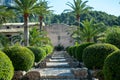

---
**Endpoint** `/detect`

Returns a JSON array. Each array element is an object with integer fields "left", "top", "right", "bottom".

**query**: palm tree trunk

[
  {"left": 24, "top": 13, "right": 29, "bottom": 46},
  {"left": 76, "top": 15, "right": 80, "bottom": 27},
  {"left": 39, "top": 16, "right": 43, "bottom": 31},
  {"left": 76, "top": 14, "right": 82, "bottom": 31}
]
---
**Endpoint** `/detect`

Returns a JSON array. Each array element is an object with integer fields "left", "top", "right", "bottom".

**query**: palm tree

[
  {"left": 11, "top": 27, "right": 51, "bottom": 46},
  {"left": 66, "top": 0, "right": 92, "bottom": 27},
  {"left": 29, "top": 27, "right": 50, "bottom": 46},
  {"left": 34, "top": 0, "right": 52, "bottom": 31},
  {"left": 0, "top": 6, "right": 15, "bottom": 24},
  {"left": 11, "top": 0, "right": 37, "bottom": 46},
  {"left": 70, "top": 19, "right": 106, "bottom": 43},
  {"left": 80, "top": 19, "right": 105, "bottom": 42},
  {"left": 11, "top": 32, "right": 24, "bottom": 45}
]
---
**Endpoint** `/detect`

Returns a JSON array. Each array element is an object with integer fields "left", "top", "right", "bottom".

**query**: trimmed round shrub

[
  {"left": 75, "top": 42, "right": 94, "bottom": 62},
  {"left": 71, "top": 46, "right": 78, "bottom": 58},
  {"left": 41, "top": 46, "right": 49, "bottom": 54},
  {"left": 0, "top": 51, "right": 14, "bottom": 80},
  {"left": 68, "top": 46, "right": 74, "bottom": 56},
  {"left": 103, "top": 50, "right": 120, "bottom": 80},
  {"left": 66, "top": 46, "right": 70, "bottom": 53},
  {"left": 28, "top": 46, "right": 46, "bottom": 62},
  {"left": 45, "top": 45, "right": 53, "bottom": 54},
  {"left": 83, "top": 43, "right": 118, "bottom": 69},
  {"left": 3, "top": 46, "right": 35, "bottom": 71},
  {"left": 55, "top": 44, "right": 64, "bottom": 51},
  {"left": 106, "top": 27, "right": 120, "bottom": 49}
]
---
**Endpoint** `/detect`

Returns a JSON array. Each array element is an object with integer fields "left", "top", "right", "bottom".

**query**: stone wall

[{"left": 46, "top": 23, "right": 74, "bottom": 47}]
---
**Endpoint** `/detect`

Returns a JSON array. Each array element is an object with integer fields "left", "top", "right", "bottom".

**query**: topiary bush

[
  {"left": 71, "top": 46, "right": 78, "bottom": 58},
  {"left": 41, "top": 46, "right": 49, "bottom": 55},
  {"left": 68, "top": 46, "right": 74, "bottom": 56},
  {"left": 27, "top": 46, "right": 46, "bottom": 62},
  {"left": 103, "top": 50, "right": 120, "bottom": 80},
  {"left": 3, "top": 46, "right": 35, "bottom": 71},
  {"left": 54, "top": 44, "right": 64, "bottom": 51},
  {"left": 45, "top": 45, "right": 53, "bottom": 54},
  {"left": 68, "top": 46, "right": 78, "bottom": 57},
  {"left": 0, "top": 51, "right": 14, "bottom": 80},
  {"left": 75, "top": 42, "right": 94, "bottom": 62},
  {"left": 83, "top": 43, "right": 118, "bottom": 69},
  {"left": 106, "top": 27, "right": 120, "bottom": 49},
  {"left": 66, "top": 46, "right": 70, "bottom": 53}
]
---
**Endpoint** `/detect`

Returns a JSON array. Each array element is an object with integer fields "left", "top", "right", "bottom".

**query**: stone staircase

[
  {"left": 36, "top": 51, "right": 87, "bottom": 80},
  {"left": 13, "top": 51, "right": 89, "bottom": 80},
  {"left": 38, "top": 51, "right": 77, "bottom": 80}
]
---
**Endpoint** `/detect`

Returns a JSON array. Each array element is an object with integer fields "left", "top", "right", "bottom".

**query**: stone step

[
  {"left": 49, "top": 58, "right": 66, "bottom": 62},
  {"left": 52, "top": 54, "right": 65, "bottom": 56},
  {"left": 40, "top": 78, "right": 80, "bottom": 80},
  {"left": 39, "top": 68, "right": 75, "bottom": 79},
  {"left": 46, "top": 62, "right": 70, "bottom": 68},
  {"left": 51, "top": 57, "right": 65, "bottom": 59}
]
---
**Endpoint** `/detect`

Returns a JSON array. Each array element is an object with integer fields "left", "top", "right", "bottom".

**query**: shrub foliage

[
  {"left": 0, "top": 51, "right": 14, "bottom": 80},
  {"left": 83, "top": 43, "right": 118, "bottom": 69},
  {"left": 68, "top": 46, "right": 74, "bottom": 56},
  {"left": 75, "top": 42, "right": 94, "bottom": 62},
  {"left": 28, "top": 46, "right": 46, "bottom": 62},
  {"left": 103, "top": 50, "right": 120, "bottom": 80},
  {"left": 71, "top": 46, "right": 78, "bottom": 58},
  {"left": 3, "top": 46, "right": 34, "bottom": 71},
  {"left": 54, "top": 44, "right": 64, "bottom": 51},
  {"left": 106, "top": 27, "right": 120, "bottom": 49},
  {"left": 45, "top": 45, "right": 53, "bottom": 54}
]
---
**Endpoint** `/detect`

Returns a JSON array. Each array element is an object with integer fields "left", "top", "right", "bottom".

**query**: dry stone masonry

[{"left": 18, "top": 51, "right": 88, "bottom": 80}]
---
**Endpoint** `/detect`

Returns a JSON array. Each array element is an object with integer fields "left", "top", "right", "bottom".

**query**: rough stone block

[
  {"left": 64, "top": 53, "right": 71, "bottom": 58},
  {"left": 22, "top": 71, "right": 40, "bottom": 80},
  {"left": 12, "top": 71, "right": 26, "bottom": 80},
  {"left": 38, "top": 62, "right": 46, "bottom": 68},
  {"left": 91, "top": 69, "right": 104, "bottom": 80},
  {"left": 68, "top": 62, "right": 79, "bottom": 68},
  {"left": 71, "top": 68, "right": 88, "bottom": 79}
]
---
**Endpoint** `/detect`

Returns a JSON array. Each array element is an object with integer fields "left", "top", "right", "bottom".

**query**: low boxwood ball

[
  {"left": 3, "top": 46, "right": 35, "bottom": 71},
  {"left": 82, "top": 43, "right": 118, "bottom": 69},
  {"left": 103, "top": 50, "right": 120, "bottom": 80},
  {"left": 28, "top": 46, "right": 46, "bottom": 62},
  {"left": 0, "top": 51, "right": 14, "bottom": 80},
  {"left": 75, "top": 42, "right": 94, "bottom": 62}
]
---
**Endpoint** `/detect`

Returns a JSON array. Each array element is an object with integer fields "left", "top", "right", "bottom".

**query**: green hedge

[
  {"left": 0, "top": 51, "right": 14, "bottom": 80},
  {"left": 72, "top": 46, "right": 78, "bottom": 58},
  {"left": 28, "top": 46, "right": 46, "bottom": 62},
  {"left": 66, "top": 46, "right": 70, "bottom": 53},
  {"left": 83, "top": 43, "right": 118, "bottom": 69},
  {"left": 75, "top": 42, "right": 94, "bottom": 62},
  {"left": 103, "top": 50, "right": 120, "bottom": 80},
  {"left": 41, "top": 46, "right": 48, "bottom": 54},
  {"left": 45, "top": 45, "right": 53, "bottom": 54},
  {"left": 106, "top": 27, "right": 120, "bottom": 49},
  {"left": 68, "top": 46, "right": 74, "bottom": 56},
  {"left": 55, "top": 44, "right": 64, "bottom": 51},
  {"left": 3, "top": 46, "right": 35, "bottom": 71}
]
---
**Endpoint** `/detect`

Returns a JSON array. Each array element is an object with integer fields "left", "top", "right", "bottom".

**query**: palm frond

[{"left": 66, "top": 0, "right": 92, "bottom": 16}]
